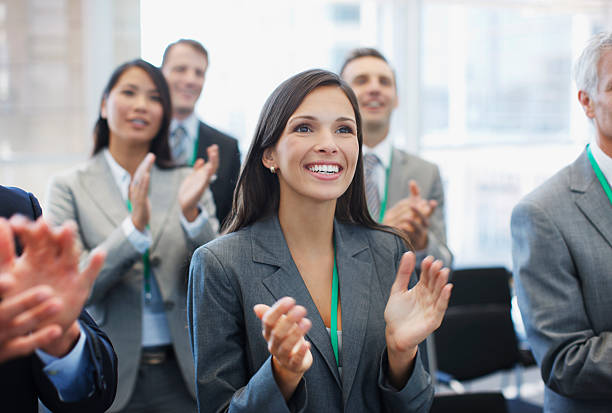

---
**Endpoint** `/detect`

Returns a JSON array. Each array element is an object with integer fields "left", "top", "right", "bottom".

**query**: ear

[
  {"left": 578, "top": 90, "right": 595, "bottom": 119},
  {"left": 262, "top": 147, "right": 276, "bottom": 170},
  {"left": 100, "top": 95, "right": 108, "bottom": 120}
]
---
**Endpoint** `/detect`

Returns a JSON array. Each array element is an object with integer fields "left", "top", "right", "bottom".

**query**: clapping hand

[
  {"left": 130, "top": 153, "right": 155, "bottom": 232},
  {"left": 0, "top": 216, "right": 105, "bottom": 358},
  {"left": 254, "top": 297, "right": 312, "bottom": 401},
  {"left": 384, "top": 253, "right": 452, "bottom": 388},
  {"left": 179, "top": 144, "right": 219, "bottom": 222},
  {"left": 382, "top": 180, "right": 437, "bottom": 250}
]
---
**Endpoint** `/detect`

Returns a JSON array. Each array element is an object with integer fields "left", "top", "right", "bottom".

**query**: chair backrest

[{"left": 435, "top": 267, "right": 520, "bottom": 381}]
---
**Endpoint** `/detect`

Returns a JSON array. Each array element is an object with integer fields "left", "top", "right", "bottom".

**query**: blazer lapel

[
  {"left": 334, "top": 222, "right": 372, "bottom": 403},
  {"left": 255, "top": 217, "right": 342, "bottom": 389},
  {"left": 148, "top": 166, "right": 180, "bottom": 250},
  {"left": 80, "top": 154, "right": 128, "bottom": 227},
  {"left": 573, "top": 150, "right": 612, "bottom": 249}
]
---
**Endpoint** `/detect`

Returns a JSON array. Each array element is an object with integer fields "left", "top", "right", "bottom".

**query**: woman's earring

[{"left": 270, "top": 166, "right": 276, "bottom": 174}]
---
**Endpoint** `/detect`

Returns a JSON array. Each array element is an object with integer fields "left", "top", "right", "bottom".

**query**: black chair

[{"left": 433, "top": 267, "right": 541, "bottom": 412}]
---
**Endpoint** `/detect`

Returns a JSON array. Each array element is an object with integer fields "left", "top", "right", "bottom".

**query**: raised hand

[
  {"left": 130, "top": 153, "right": 155, "bottom": 231},
  {"left": 384, "top": 252, "right": 452, "bottom": 388},
  {"left": 253, "top": 297, "right": 312, "bottom": 401},
  {"left": 382, "top": 180, "right": 437, "bottom": 250},
  {"left": 3, "top": 216, "right": 106, "bottom": 357},
  {"left": 179, "top": 144, "right": 219, "bottom": 222}
]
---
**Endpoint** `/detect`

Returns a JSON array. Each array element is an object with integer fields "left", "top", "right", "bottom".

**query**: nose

[
  {"left": 314, "top": 130, "right": 338, "bottom": 154},
  {"left": 134, "top": 93, "right": 148, "bottom": 112}
]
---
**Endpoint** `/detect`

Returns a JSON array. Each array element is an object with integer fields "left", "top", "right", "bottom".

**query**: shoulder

[
  {"left": 393, "top": 148, "right": 439, "bottom": 172},
  {"left": 193, "top": 227, "right": 252, "bottom": 265},
  {"left": 199, "top": 120, "right": 239, "bottom": 148},
  {"left": 0, "top": 185, "right": 41, "bottom": 219},
  {"left": 514, "top": 162, "right": 572, "bottom": 216},
  {"left": 49, "top": 157, "right": 98, "bottom": 188}
]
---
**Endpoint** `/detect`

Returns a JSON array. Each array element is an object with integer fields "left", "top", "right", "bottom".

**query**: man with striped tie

[
  {"left": 161, "top": 39, "right": 241, "bottom": 228},
  {"left": 341, "top": 48, "right": 452, "bottom": 267}
]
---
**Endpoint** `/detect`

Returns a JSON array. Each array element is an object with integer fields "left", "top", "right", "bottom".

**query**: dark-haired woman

[
  {"left": 46, "top": 59, "right": 218, "bottom": 412},
  {"left": 188, "top": 69, "right": 451, "bottom": 413}
]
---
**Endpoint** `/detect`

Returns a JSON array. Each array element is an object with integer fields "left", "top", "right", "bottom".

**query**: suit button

[
  {"left": 150, "top": 256, "right": 161, "bottom": 267},
  {"left": 164, "top": 301, "right": 175, "bottom": 311}
]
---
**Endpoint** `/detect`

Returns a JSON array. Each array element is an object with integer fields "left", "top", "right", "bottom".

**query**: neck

[
  {"left": 108, "top": 139, "right": 150, "bottom": 176},
  {"left": 596, "top": 135, "right": 612, "bottom": 159},
  {"left": 363, "top": 122, "right": 390, "bottom": 148},
  {"left": 174, "top": 109, "right": 194, "bottom": 122},
  {"left": 278, "top": 196, "right": 335, "bottom": 256}
]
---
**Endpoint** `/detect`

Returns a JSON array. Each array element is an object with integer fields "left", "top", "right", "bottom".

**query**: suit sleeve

[
  {"left": 45, "top": 174, "right": 142, "bottom": 304},
  {"left": 34, "top": 311, "right": 118, "bottom": 412},
  {"left": 188, "top": 246, "right": 306, "bottom": 413},
  {"left": 424, "top": 165, "right": 453, "bottom": 267},
  {"left": 511, "top": 200, "right": 612, "bottom": 399}
]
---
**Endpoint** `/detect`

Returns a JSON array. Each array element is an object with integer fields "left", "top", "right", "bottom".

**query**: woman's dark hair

[
  {"left": 224, "top": 69, "right": 411, "bottom": 248},
  {"left": 92, "top": 59, "right": 172, "bottom": 168}
]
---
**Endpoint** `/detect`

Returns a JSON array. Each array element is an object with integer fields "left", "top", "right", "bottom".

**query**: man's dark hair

[
  {"left": 161, "top": 39, "right": 209, "bottom": 67},
  {"left": 339, "top": 47, "right": 388, "bottom": 77}
]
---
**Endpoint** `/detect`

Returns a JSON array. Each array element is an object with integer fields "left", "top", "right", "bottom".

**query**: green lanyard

[
  {"left": 126, "top": 199, "right": 152, "bottom": 303},
  {"left": 586, "top": 144, "right": 612, "bottom": 206},
  {"left": 188, "top": 127, "right": 200, "bottom": 167},
  {"left": 377, "top": 150, "right": 393, "bottom": 222},
  {"left": 330, "top": 241, "right": 340, "bottom": 367}
]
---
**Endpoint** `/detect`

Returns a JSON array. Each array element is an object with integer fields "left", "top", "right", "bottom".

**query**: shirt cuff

[
  {"left": 180, "top": 204, "right": 209, "bottom": 239},
  {"left": 122, "top": 217, "right": 152, "bottom": 254},
  {"left": 37, "top": 324, "right": 94, "bottom": 401}
]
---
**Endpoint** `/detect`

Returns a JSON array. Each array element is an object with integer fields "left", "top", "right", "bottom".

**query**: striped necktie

[
  {"left": 364, "top": 153, "right": 381, "bottom": 221},
  {"left": 170, "top": 125, "right": 189, "bottom": 165}
]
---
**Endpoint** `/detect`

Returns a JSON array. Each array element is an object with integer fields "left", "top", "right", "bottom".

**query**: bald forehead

[{"left": 341, "top": 56, "right": 396, "bottom": 85}]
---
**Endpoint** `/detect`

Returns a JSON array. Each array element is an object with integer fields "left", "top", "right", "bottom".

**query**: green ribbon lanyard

[
  {"left": 586, "top": 144, "right": 612, "bottom": 206},
  {"left": 330, "top": 241, "right": 340, "bottom": 367},
  {"left": 188, "top": 127, "right": 200, "bottom": 167},
  {"left": 126, "top": 199, "right": 152, "bottom": 303},
  {"left": 378, "top": 149, "right": 393, "bottom": 223}
]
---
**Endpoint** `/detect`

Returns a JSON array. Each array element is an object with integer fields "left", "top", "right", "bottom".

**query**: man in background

[
  {"left": 340, "top": 48, "right": 452, "bottom": 266},
  {"left": 161, "top": 39, "right": 241, "bottom": 227},
  {"left": 511, "top": 31, "right": 612, "bottom": 412},
  {"left": 0, "top": 185, "right": 117, "bottom": 412}
]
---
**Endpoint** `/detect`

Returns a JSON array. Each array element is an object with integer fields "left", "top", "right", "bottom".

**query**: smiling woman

[
  {"left": 187, "top": 69, "right": 452, "bottom": 413},
  {"left": 44, "top": 59, "right": 220, "bottom": 412}
]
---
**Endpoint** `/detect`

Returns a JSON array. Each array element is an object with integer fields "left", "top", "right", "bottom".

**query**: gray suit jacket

[
  {"left": 387, "top": 148, "right": 452, "bottom": 266},
  {"left": 511, "top": 149, "right": 612, "bottom": 412},
  {"left": 45, "top": 153, "right": 218, "bottom": 412},
  {"left": 188, "top": 216, "right": 433, "bottom": 413}
]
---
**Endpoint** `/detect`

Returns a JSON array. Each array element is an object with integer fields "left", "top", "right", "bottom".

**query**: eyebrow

[{"left": 289, "top": 115, "right": 356, "bottom": 124}]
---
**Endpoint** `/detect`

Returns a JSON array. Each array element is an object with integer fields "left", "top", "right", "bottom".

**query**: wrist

[
  {"left": 271, "top": 356, "right": 303, "bottom": 401},
  {"left": 131, "top": 216, "right": 146, "bottom": 232},
  {"left": 40, "top": 321, "right": 81, "bottom": 358},
  {"left": 182, "top": 206, "right": 199, "bottom": 222}
]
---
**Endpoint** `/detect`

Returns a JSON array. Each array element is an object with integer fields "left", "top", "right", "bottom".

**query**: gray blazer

[
  {"left": 188, "top": 216, "right": 433, "bottom": 413},
  {"left": 387, "top": 148, "right": 452, "bottom": 267},
  {"left": 45, "top": 153, "right": 218, "bottom": 412},
  {"left": 511, "top": 149, "right": 612, "bottom": 412}
]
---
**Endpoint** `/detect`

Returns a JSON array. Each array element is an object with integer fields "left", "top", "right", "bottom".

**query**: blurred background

[{"left": 0, "top": 0, "right": 610, "bottom": 269}]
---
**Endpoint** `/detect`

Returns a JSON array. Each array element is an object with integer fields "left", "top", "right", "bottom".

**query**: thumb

[
  {"left": 409, "top": 180, "right": 421, "bottom": 198},
  {"left": 391, "top": 252, "right": 415, "bottom": 294},
  {"left": 0, "top": 218, "right": 16, "bottom": 271},
  {"left": 253, "top": 304, "right": 271, "bottom": 320},
  {"left": 192, "top": 158, "right": 205, "bottom": 169}
]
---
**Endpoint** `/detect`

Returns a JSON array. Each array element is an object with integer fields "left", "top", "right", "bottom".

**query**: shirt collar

[
  {"left": 170, "top": 112, "right": 199, "bottom": 139},
  {"left": 102, "top": 149, "right": 131, "bottom": 201},
  {"left": 591, "top": 140, "right": 612, "bottom": 186},
  {"left": 363, "top": 137, "right": 392, "bottom": 169}
]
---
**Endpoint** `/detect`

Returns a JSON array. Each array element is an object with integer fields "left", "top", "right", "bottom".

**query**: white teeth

[
  {"left": 131, "top": 119, "right": 146, "bottom": 126},
  {"left": 365, "top": 101, "right": 382, "bottom": 108},
  {"left": 308, "top": 164, "right": 339, "bottom": 174}
]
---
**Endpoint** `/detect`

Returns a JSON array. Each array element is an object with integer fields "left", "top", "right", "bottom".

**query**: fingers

[
  {"left": 391, "top": 252, "right": 415, "bottom": 294},
  {"left": 0, "top": 218, "right": 16, "bottom": 271},
  {"left": 0, "top": 324, "right": 62, "bottom": 363},
  {"left": 268, "top": 305, "right": 307, "bottom": 354},
  {"left": 206, "top": 144, "right": 220, "bottom": 174},
  {"left": 130, "top": 153, "right": 155, "bottom": 199},
  {"left": 260, "top": 297, "right": 295, "bottom": 340},
  {"left": 409, "top": 180, "right": 421, "bottom": 198},
  {"left": 0, "top": 287, "right": 61, "bottom": 342},
  {"left": 80, "top": 248, "right": 106, "bottom": 290},
  {"left": 0, "top": 273, "right": 16, "bottom": 296}
]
